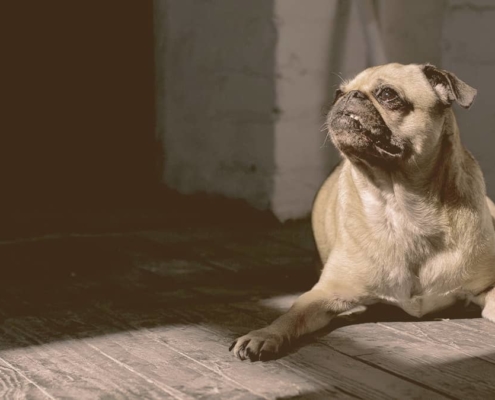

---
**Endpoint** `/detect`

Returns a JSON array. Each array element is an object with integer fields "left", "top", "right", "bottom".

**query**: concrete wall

[
  {"left": 155, "top": 0, "right": 369, "bottom": 220},
  {"left": 378, "top": 0, "right": 495, "bottom": 199},
  {"left": 442, "top": 0, "right": 495, "bottom": 199},
  {"left": 378, "top": 0, "right": 446, "bottom": 66},
  {"left": 155, "top": 0, "right": 276, "bottom": 210},
  {"left": 155, "top": 0, "right": 495, "bottom": 220}
]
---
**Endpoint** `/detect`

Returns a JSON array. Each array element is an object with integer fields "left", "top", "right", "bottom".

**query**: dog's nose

[{"left": 349, "top": 90, "right": 367, "bottom": 99}]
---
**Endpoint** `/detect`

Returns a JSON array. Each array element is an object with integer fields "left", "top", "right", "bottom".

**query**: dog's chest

[
  {"left": 358, "top": 190, "right": 445, "bottom": 266},
  {"left": 355, "top": 191, "right": 463, "bottom": 315}
]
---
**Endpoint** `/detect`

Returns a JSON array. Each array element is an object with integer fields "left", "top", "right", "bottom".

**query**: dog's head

[{"left": 327, "top": 63, "right": 477, "bottom": 168}]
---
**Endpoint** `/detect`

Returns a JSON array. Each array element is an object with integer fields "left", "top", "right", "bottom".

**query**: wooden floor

[{"left": 1, "top": 219, "right": 495, "bottom": 399}]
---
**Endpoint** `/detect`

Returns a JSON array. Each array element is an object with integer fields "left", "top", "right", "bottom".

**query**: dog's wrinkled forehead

[{"left": 342, "top": 63, "right": 437, "bottom": 107}]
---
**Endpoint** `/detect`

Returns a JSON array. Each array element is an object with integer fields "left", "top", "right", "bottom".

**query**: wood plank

[
  {"left": 105, "top": 306, "right": 356, "bottom": 400},
  {"left": 323, "top": 322, "right": 495, "bottom": 399},
  {"left": 0, "top": 317, "right": 177, "bottom": 399},
  {"left": 163, "top": 302, "right": 449, "bottom": 400},
  {"left": 76, "top": 303, "right": 350, "bottom": 400},
  {"left": 135, "top": 227, "right": 236, "bottom": 245},
  {"left": 46, "top": 312, "right": 264, "bottom": 400},
  {"left": 231, "top": 291, "right": 495, "bottom": 398},
  {"left": 156, "top": 326, "right": 355, "bottom": 400},
  {"left": 181, "top": 239, "right": 318, "bottom": 293},
  {"left": 126, "top": 237, "right": 315, "bottom": 296},
  {"left": 134, "top": 255, "right": 220, "bottom": 281},
  {"left": 3, "top": 222, "right": 494, "bottom": 399},
  {"left": 447, "top": 317, "right": 495, "bottom": 340},
  {"left": 124, "top": 244, "right": 299, "bottom": 309},
  {"left": 221, "top": 235, "right": 314, "bottom": 268},
  {"left": 261, "top": 220, "right": 316, "bottom": 252},
  {"left": 0, "top": 357, "right": 52, "bottom": 399},
  {"left": 376, "top": 319, "right": 495, "bottom": 364}
]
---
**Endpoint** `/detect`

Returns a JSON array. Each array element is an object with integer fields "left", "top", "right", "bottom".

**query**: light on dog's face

[
  {"left": 327, "top": 63, "right": 453, "bottom": 168},
  {"left": 328, "top": 85, "right": 410, "bottom": 166}
]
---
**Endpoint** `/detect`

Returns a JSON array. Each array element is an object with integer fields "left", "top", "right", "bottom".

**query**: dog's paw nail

[
  {"left": 232, "top": 340, "right": 249, "bottom": 360},
  {"left": 228, "top": 341, "right": 236, "bottom": 352},
  {"left": 238, "top": 349, "right": 247, "bottom": 361}
]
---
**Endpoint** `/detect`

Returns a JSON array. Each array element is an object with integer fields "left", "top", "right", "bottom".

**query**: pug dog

[{"left": 230, "top": 63, "right": 495, "bottom": 361}]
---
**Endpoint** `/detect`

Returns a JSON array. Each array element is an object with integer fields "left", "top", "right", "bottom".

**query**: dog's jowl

[{"left": 230, "top": 63, "right": 495, "bottom": 361}]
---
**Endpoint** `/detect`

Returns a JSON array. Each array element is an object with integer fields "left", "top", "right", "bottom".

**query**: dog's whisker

[{"left": 330, "top": 71, "right": 346, "bottom": 84}]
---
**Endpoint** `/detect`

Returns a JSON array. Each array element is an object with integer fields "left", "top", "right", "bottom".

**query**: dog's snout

[{"left": 349, "top": 90, "right": 367, "bottom": 100}]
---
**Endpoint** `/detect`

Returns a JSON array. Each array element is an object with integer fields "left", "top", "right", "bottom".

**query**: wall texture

[
  {"left": 442, "top": 0, "right": 495, "bottom": 199},
  {"left": 155, "top": 0, "right": 276, "bottom": 210},
  {"left": 155, "top": 0, "right": 366, "bottom": 220},
  {"left": 271, "top": 0, "right": 365, "bottom": 220},
  {"left": 377, "top": 0, "right": 447, "bottom": 66}
]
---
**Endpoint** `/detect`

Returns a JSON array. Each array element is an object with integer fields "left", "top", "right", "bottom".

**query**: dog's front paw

[
  {"left": 481, "top": 288, "right": 495, "bottom": 323},
  {"left": 229, "top": 329, "right": 285, "bottom": 361},
  {"left": 482, "top": 302, "right": 495, "bottom": 322}
]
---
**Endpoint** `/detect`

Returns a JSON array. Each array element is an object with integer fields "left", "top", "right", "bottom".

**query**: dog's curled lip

[
  {"left": 374, "top": 143, "right": 403, "bottom": 157},
  {"left": 336, "top": 111, "right": 403, "bottom": 157}
]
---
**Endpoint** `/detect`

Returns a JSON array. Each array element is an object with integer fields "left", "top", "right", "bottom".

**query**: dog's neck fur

[{"left": 345, "top": 109, "right": 478, "bottom": 240}]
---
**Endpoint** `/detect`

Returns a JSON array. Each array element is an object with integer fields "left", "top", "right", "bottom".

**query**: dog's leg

[
  {"left": 476, "top": 286, "right": 495, "bottom": 322},
  {"left": 230, "top": 286, "right": 363, "bottom": 361}
]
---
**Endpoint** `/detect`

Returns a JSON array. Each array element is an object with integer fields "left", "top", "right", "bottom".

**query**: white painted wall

[{"left": 270, "top": 0, "right": 366, "bottom": 220}]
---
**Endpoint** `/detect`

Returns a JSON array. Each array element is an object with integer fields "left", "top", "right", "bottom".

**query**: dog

[{"left": 230, "top": 63, "right": 495, "bottom": 361}]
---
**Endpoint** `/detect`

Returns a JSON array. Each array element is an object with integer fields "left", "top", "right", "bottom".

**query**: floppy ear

[{"left": 422, "top": 64, "right": 477, "bottom": 109}]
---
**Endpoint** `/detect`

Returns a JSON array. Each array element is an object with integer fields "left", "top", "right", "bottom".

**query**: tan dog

[{"left": 230, "top": 63, "right": 495, "bottom": 361}]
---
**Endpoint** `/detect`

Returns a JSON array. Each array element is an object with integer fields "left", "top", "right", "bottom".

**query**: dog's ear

[{"left": 422, "top": 64, "right": 477, "bottom": 109}]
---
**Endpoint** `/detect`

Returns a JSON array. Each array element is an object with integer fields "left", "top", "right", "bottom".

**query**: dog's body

[
  {"left": 313, "top": 152, "right": 495, "bottom": 319},
  {"left": 231, "top": 63, "right": 495, "bottom": 361}
]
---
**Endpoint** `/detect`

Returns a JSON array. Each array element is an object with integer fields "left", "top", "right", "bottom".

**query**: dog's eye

[{"left": 378, "top": 87, "right": 399, "bottom": 102}]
